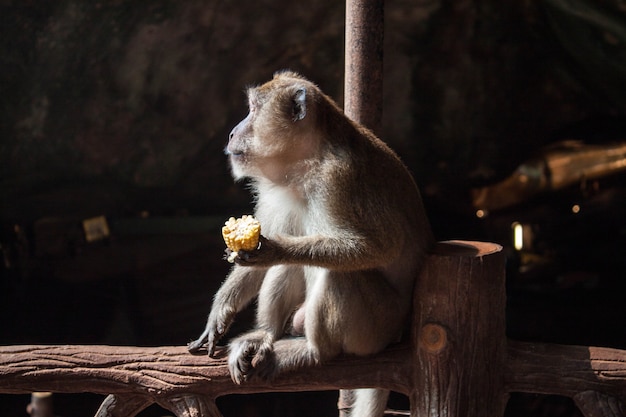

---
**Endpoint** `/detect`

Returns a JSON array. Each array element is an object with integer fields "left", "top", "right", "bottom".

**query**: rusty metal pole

[
  {"left": 344, "top": 0, "right": 384, "bottom": 135},
  {"left": 340, "top": 0, "right": 384, "bottom": 415}
]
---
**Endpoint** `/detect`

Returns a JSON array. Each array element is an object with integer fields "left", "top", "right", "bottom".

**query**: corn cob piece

[{"left": 222, "top": 215, "right": 261, "bottom": 263}]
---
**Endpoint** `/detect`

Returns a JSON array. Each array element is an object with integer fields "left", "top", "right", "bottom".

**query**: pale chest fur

[{"left": 253, "top": 182, "right": 326, "bottom": 238}]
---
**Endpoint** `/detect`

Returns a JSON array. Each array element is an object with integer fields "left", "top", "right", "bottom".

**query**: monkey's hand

[
  {"left": 234, "top": 235, "right": 283, "bottom": 267},
  {"left": 188, "top": 305, "right": 236, "bottom": 357}
]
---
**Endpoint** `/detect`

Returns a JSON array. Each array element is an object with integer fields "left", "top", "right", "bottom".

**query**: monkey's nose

[{"left": 224, "top": 146, "right": 244, "bottom": 156}]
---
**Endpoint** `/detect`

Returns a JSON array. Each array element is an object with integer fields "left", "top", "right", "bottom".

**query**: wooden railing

[{"left": 1, "top": 240, "right": 625, "bottom": 417}]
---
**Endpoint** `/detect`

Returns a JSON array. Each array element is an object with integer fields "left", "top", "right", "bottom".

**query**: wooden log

[
  {"left": 409, "top": 240, "right": 508, "bottom": 417},
  {"left": 2, "top": 340, "right": 625, "bottom": 416},
  {"left": 574, "top": 391, "right": 626, "bottom": 417},
  {"left": 505, "top": 341, "right": 626, "bottom": 403},
  {"left": 0, "top": 344, "right": 411, "bottom": 397},
  {"left": 1, "top": 241, "right": 626, "bottom": 417},
  {"left": 94, "top": 394, "right": 155, "bottom": 417}
]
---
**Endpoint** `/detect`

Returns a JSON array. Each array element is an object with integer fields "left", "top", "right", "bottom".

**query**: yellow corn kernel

[{"left": 222, "top": 215, "right": 261, "bottom": 262}]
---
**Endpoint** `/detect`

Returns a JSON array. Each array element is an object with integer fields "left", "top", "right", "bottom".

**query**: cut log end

[{"left": 431, "top": 240, "right": 502, "bottom": 257}]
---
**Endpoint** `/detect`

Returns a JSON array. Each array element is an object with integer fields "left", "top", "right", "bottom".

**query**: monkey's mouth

[{"left": 226, "top": 148, "right": 248, "bottom": 174}]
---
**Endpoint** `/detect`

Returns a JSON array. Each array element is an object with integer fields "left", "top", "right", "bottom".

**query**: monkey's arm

[
  {"left": 235, "top": 232, "right": 407, "bottom": 271},
  {"left": 188, "top": 266, "right": 267, "bottom": 356}
]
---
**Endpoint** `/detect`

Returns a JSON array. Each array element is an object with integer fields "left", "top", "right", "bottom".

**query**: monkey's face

[{"left": 226, "top": 74, "right": 319, "bottom": 183}]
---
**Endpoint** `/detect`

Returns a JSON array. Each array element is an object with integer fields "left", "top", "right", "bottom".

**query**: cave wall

[{"left": 2, "top": 0, "right": 623, "bottom": 223}]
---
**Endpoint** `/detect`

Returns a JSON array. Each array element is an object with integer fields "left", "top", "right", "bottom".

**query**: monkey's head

[{"left": 226, "top": 71, "right": 322, "bottom": 182}]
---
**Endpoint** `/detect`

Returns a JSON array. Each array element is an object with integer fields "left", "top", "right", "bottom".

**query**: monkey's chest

[
  {"left": 255, "top": 186, "right": 316, "bottom": 237},
  {"left": 256, "top": 208, "right": 310, "bottom": 237}
]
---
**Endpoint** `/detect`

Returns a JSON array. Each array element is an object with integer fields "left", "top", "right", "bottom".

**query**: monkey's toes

[
  {"left": 228, "top": 342, "right": 255, "bottom": 384},
  {"left": 251, "top": 353, "right": 278, "bottom": 381},
  {"left": 229, "top": 355, "right": 256, "bottom": 384}
]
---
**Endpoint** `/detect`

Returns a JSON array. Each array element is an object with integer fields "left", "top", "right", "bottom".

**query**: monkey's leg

[
  {"left": 251, "top": 268, "right": 402, "bottom": 375},
  {"left": 188, "top": 266, "right": 267, "bottom": 355},
  {"left": 228, "top": 265, "right": 305, "bottom": 383},
  {"left": 237, "top": 268, "right": 341, "bottom": 380},
  {"left": 345, "top": 389, "right": 390, "bottom": 417},
  {"left": 329, "top": 270, "right": 403, "bottom": 417},
  {"left": 256, "top": 265, "right": 305, "bottom": 333},
  {"left": 332, "top": 270, "right": 408, "bottom": 354}
]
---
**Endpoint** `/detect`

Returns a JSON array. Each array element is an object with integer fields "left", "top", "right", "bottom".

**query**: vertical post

[
  {"left": 410, "top": 241, "right": 509, "bottom": 417},
  {"left": 344, "top": 0, "right": 384, "bottom": 134},
  {"left": 340, "top": 1, "right": 384, "bottom": 415}
]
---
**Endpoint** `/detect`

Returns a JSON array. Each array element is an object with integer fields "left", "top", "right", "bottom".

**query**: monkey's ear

[{"left": 292, "top": 87, "right": 306, "bottom": 122}]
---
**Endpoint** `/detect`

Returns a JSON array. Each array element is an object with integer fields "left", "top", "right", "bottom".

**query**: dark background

[{"left": 1, "top": 1, "right": 625, "bottom": 416}]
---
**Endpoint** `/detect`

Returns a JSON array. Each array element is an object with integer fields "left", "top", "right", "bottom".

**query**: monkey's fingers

[
  {"left": 207, "top": 344, "right": 227, "bottom": 359},
  {"left": 233, "top": 246, "right": 263, "bottom": 265},
  {"left": 249, "top": 346, "right": 278, "bottom": 382},
  {"left": 234, "top": 235, "right": 276, "bottom": 266},
  {"left": 186, "top": 341, "right": 204, "bottom": 353},
  {"left": 207, "top": 333, "right": 220, "bottom": 357},
  {"left": 207, "top": 322, "right": 231, "bottom": 357},
  {"left": 187, "top": 334, "right": 209, "bottom": 354},
  {"left": 233, "top": 249, "right": 255, "bottom": 264}
]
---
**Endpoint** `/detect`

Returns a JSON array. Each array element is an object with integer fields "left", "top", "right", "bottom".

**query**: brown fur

[{"left": 189, "top": 71, "right": 433, "bottom": 417}]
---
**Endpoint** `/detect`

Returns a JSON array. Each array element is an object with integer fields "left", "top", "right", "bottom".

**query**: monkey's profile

[{"left": 189, "top": 71, "right": 433, "bottom": 417}]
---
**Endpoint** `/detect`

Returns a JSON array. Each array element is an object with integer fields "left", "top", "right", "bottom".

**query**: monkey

[{"left": 188, "top": 70, "right": 433, "bottom": 417}]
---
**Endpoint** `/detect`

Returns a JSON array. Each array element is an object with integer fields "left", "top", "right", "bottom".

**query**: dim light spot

[{"left": 512, "top": 222, "right": 523, "bottom": 251}]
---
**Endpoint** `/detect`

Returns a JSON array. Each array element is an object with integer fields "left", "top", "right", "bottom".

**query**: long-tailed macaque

[{"left": 189, "top": 71, "right": 433, "bottom": 417}]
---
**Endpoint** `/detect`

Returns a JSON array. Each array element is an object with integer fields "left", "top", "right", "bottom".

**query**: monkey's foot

[{"left": 228, "top": 331, "right": 276, "bottom": 384}]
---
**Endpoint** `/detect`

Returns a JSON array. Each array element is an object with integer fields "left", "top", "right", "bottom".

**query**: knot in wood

[{"left": 419, "top": 323, "right": 448, "bottom": 354}]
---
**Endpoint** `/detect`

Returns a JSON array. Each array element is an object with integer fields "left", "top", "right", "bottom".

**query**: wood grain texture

[
  {"left": 0, "top": 344, "right": 412, "bottom": 396},
  {"left": 410, "top": 240, "right": 508, "bottom": 417},
  {"left": 505, "top": 341, "right": 626, "bottom": 401},
  {"left": 1, "top": 241, "right": 625, "bottom": 417}
]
